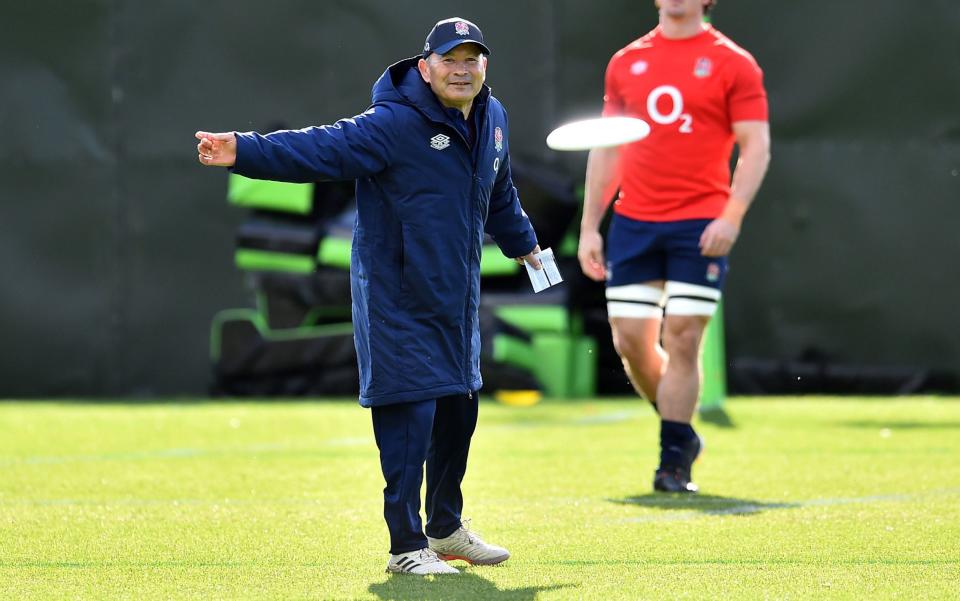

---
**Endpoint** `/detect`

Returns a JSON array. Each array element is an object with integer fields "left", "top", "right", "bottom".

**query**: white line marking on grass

[
  {"left": 486, "top": 409, "right": 644, "bottom": 432},
  {"left": 574, "top": 410, "right": 641, "bottom": 425},
  {"left": 534, "top": 558, "right": 960, "bottom": 567},
  {"left": 0, "top": 437, "right": 375, "bottom": 467},
  {"left": 1, "top": 443, "right": 290, "bottom": 466},
  {"left": 0, "top": 497, "right": 335, "bottom": 507},
  {"left": 4, "top": 557, "right": 956, "bottom": 569},
  {"left": 613, "top": 488, "right": 960, "bottom": 523},
  {"left": 324, "top": 437, "right": 372, "bottom": 446}
]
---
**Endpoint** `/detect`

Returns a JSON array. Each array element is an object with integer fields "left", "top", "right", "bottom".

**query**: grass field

[{"left": 1, "top": 397, "right": 958, "bottom": 600}]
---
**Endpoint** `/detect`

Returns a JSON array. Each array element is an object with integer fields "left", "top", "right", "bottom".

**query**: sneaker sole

[
  {"left": 437, "top": 552, "right": 510, "bottom": 566},
  {"left": 385, "top": 566, "right": 459, "bottom": 575}
]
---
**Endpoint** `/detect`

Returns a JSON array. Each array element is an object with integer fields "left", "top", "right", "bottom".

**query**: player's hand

[
  {"left": 577, "top": 230, "right": 606, "bottom": 281},
  {"left": 699, "top": 217, "right": 740, "bottom": 257},
  {"left": 515, "top": 245, "right": 542, "bottom": 269},
  {"left": 195, "top": 131, "right": 237, "bottom": 167}
]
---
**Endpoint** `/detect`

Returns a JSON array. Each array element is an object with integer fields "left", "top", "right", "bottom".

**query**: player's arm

[
  {"left": 196, "top": 105, "right": 399, "bottom": 183},
  {"left": 579, "top": 52, "right": 624, "bottom": 281},
  {"left": 699, "top": 120, "right": 771, "bottom": 257},
  {"left": 726, "top": 120, "right": 771, "bottom": 228},
  {"left": 578, "top": 146, "right": 620, "bottom": 281}
]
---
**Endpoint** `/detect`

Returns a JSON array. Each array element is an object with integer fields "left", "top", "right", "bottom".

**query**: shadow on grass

[
  {"left": 370, "top": 570, "right": 573, "bottom": 600},
  {"left": 698, "top": 407, "right": 736, "bottom": 428},
  {"left": 840, "top": 420, "right": 960, "bottom": 430},
  {"left": 609, "top": 493, "right": 797, "bottom": 516}
]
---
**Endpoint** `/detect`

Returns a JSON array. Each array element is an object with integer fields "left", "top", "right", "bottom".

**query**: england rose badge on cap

[{"left": 423, "top": 17, "right": 491, "bottom": 57}]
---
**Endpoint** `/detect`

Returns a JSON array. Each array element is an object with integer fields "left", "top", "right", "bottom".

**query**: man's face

[
  {"left": 656, "top": 0, "right": 708, "bottom": 19},
  {"left": 418, "top": 43, "right": 487, "bottom": 111}
]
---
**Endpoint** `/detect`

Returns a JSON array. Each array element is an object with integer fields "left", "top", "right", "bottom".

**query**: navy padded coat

[{"left": 232, "top": 58, "right": 538, "bottom": 407}]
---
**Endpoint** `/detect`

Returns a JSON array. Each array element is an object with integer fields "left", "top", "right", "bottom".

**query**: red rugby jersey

[{"left": 603, "top": 25, "right": 768, "bottom": 221}]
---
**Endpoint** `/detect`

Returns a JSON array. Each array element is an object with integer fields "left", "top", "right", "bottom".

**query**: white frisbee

[{"left": 546, "top": 116, "right": 651, "bottom": 151}]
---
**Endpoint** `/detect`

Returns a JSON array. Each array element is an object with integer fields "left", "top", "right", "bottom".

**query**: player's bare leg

[
  {"left": 657, "top": 314, "right": 709, "bottom": 422},
  {"left": 609, "top": 317, "right": 665, "bottom": 409},
  {"left": 653, "top": 313, "right": 709, "bottom": 493},
  {"left": 605, "top": 280, "right": 666, "bottom": 410}
]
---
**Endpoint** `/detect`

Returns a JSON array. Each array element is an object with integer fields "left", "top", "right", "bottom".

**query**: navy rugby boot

[{"left": 653, "top": 429, "right": 702, "bottom": 493}]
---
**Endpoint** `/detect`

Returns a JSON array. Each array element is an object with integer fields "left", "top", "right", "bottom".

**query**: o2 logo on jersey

[{"left": 646, "top": 85, "right": 693, "bottom": 134}]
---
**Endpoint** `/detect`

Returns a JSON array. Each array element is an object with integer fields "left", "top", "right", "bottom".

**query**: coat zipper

[
  {"left": 463, "top": 103, "right": 487, "bottom": 392},
  {"left": 463, "top": 173, "right": 478, "bottom": 386},
  {"left": 426, "top": 101, "right": 487, "bottom": 393}
]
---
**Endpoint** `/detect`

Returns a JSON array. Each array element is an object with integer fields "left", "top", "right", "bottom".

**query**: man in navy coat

[{"left": 196, "top": 17, "right": 541, "bottom": 575}]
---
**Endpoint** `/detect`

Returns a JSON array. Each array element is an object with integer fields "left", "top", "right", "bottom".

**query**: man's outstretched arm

[{"left": 195, "top": 106, "right": 399, "bottom": 183}]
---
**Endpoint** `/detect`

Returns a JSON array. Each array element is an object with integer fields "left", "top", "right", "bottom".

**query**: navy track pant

[{"left": 371, "top": 391, "right": 479, "bottom": 554}]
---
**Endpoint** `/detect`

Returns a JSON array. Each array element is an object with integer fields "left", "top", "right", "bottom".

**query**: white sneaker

[
  {"left": 427, "top": 522, "right": 510, "bottom": 566},
  {"left": 385, "top": 547, "right": 459, "bottom": 575}
]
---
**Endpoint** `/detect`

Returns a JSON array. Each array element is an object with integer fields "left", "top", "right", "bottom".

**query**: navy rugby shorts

[{"left": 605, "top": 214, "right": 727, "bottom": 318}]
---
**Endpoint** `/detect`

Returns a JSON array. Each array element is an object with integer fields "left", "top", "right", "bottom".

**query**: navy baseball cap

[{"left": 422, "top": 17, "right": 490, "bottom": 58}]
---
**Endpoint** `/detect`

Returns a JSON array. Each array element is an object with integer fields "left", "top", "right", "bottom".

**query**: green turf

[{"left": 1, "top": 397, "right": 958, "bottom": 600}]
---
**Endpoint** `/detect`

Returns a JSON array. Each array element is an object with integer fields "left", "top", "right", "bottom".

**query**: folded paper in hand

[{"left": 525, "top": 248, "right": 563, "bottom": 293}]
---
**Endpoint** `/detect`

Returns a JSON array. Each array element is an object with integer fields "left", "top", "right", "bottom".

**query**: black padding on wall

[{"left": 2, "top": 0, "right": 957, "bottom": 395}]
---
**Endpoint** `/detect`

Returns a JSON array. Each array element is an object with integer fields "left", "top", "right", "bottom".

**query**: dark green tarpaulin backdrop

[{"left": 1, "top": 1, "right": 958, "bottom": 396}]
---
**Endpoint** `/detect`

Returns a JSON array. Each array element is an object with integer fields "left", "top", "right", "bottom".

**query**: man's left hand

[
  {"left": 515, "top": 245, "right": 543, "bottom": 269},
  {"left": 699, "top": 218, "right": 740, "bottom": 257}
]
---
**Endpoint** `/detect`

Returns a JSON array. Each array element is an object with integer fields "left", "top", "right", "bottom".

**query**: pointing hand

[{"left": 195, "top": 131, "right": 237, "bottom": 167}]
